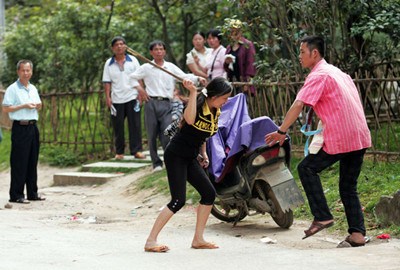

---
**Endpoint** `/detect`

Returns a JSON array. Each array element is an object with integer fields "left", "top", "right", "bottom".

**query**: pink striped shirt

[{"left": 296, "top": 59, "right": 371, "bottom": 154}]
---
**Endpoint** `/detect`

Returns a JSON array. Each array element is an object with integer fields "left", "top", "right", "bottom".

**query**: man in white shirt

[
  {"left": 130, "top": 40, "right": 204, "bottom": 171},
  {"left": 2, "top": 60, "right": 44, "bottom": 203},
  {"left": 102, "top": 36, "right": 146, "bottom": 160}
]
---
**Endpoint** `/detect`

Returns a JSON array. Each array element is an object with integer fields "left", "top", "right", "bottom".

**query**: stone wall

[{"left": 375, "top": 190, "right": 400, "bottom": 226}]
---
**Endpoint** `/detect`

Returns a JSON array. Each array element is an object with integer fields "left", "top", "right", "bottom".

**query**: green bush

[
  {"left": 0, "top": 129, "right": 11, "bottom": 171},
  {"left": 40, "top": 145, "right": 81, "bottom": 167}
]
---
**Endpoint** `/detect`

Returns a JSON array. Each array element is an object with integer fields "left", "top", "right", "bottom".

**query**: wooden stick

[{"left": 126, "top": 46, "right": 184, "bottom": 82}]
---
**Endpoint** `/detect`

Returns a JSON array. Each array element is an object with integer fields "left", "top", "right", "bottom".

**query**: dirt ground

[{"left": 1, "top": 164, "right": 399, "bottom": 270}]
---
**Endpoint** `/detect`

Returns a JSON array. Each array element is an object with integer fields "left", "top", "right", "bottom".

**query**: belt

[
  {"left": 150, "top": 96, "right": 170, "bottom": 101},
  {"left": 15, "top": 120, "right": 37, "bottom": 125}
]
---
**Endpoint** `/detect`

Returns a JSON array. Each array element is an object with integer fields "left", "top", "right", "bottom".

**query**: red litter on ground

[{"left": 377, "top": 233, "right": 391, "bottom": 239}]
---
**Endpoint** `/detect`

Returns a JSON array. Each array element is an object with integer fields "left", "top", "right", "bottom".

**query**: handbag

[
  {"left": 308, "top": 120, "right": 324, "bottom": 154},
  {"left": 300, "top": 108, "right": 323, "bottom": 156}
]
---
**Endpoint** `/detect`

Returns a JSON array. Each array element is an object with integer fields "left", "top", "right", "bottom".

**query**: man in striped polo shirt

[{"left": 265, "top": 35, "right": 371, "bottom": 247}]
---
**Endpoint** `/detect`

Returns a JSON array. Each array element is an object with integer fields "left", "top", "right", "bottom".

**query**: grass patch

[
  {"left": 290, "top": 154, "right": 400, "bottom": 237},
  {"left": 40, "top": 145, "right": 83, "bottom": 167},
  {"left": 134, "top": 170, "right": 200, "bottom": 202},
  {"left": 0, "top": 129, "right": 102, "bottom": 170},
  {"left": 133, "top": 154, "right": 400, "bottom": 237},
  {"left": 0, "top": 129, "right": 11, "bottom": 171}
]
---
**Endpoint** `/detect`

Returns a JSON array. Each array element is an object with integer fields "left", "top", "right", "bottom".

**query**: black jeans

[
  {"left": 164, "top": 147, "right": 216, "bottom": 213},
  {"left": 297, "top": 148, "right": 367, "bottom": 235}
]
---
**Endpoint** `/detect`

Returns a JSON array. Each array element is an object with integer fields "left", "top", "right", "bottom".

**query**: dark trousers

[
  {"left": 297, "top": 148, "right": 367, "bottom": 235},
  {"left": 164, "top": 147, "right": 216, "bottom": 213},
  {"left": 112, "top": 100, "right": 142, "bottom": 155},
  {"left": 144, "top": 99, "right": 171, "bottom": 168},
  {"left": 10, "top": 122, "right": 40, "bottom": 200}
]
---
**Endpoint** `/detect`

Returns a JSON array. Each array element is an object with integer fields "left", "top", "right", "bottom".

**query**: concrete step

[
  {"left": 81, "top": 161, "right": 149, "bottom": 171},
  {"left": 112, "top": 155, "right": 153, "bottom": 162},
  {"left": 53, "top": 172, "right": 124, "bottom": 186},
  {"left": 52, "top": 150, "right": 164, "bottom": 186},
  {"left": 110, "top": 150, "right": 164, "bottom": 162}
]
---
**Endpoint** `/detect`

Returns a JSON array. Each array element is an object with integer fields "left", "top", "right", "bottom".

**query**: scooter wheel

[{"left": 211, "top": 198, "right": 247, "bottom": 223}]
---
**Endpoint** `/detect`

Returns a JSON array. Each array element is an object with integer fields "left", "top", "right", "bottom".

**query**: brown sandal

[
  {"left": 337, "top": 235, "right": 365, "bottom": 248},
  {"left": 302, "top": 220, "right": 334, "bottom": 239}
]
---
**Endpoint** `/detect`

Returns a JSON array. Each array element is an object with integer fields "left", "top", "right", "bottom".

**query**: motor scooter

[{"left": 206, "top": 94, "right": 304, "bottom": 228}]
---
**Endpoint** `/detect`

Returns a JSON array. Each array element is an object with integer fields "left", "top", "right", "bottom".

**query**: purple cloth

[
  {"left": 207, "top": 93, "right": 279, "bottom": 181},
  {"left": 228, "top": 116, "right": 278, "bottom": 157},
  {"left": 206, "top": 93, "right": 250, "bottom": 179}
]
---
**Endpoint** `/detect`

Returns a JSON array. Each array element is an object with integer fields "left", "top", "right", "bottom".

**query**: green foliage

[
  {"left": 0, "top": 129, "right": 11, "bottom": 171},
  {"left": 1, "top": 0, "right": 236, "bottom": 91},
  {"left": 0, "top": 129, "right": 83, "bottom": 169},
  {"left": 2, "top": 0, "right": 399, "bottom": 90},
  {"left": 351, "top": 1, "right": 400, "bottom": 45},
  {"left": 235, "top": 0, "right": 400, "bottom": 81},
  {"left": 135, "top": 170, "right": 200, "bottom": 202},
  {"left": 40, "top": 145, "right": 81, "bottom": 167}
]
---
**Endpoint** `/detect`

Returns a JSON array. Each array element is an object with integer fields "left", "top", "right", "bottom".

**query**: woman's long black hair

[
  {"left": 180, "top": 77, "right": 232, "bottom": 128},
  {"left": 196, "top": 77, "right": 232, "bottom": 112}
]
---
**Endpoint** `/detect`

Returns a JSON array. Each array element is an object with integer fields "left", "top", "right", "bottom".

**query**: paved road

[
  {"left": 0, "top": 165, "right": 399, "bottom": 270},
  {"left": 1, "top": 209, "right": 399, "bottom": 270}
]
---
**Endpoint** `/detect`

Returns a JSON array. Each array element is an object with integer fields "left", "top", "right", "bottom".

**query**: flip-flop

[
  {"left": 144, "top": 245, "right": 170, "bottom": 253},
  {"left": 191, "top": 242, "right": 219, "bottom": 249},
  {"left": 337, "top": 235, "right": 365, "bottom": 248},
  {"left": 302, "top": 220, "right": 334, "bottom": 239}
]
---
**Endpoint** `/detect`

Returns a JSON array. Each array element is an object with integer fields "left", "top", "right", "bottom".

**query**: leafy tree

[
  {"left": 1, "top": 0, "right": 398, "bottom": 93},
  {"left": 1, "top": 0, "right": 234, "bottom": 91},
  {"left": 233, "top": 0, "right": 399, "bottom": 81}
]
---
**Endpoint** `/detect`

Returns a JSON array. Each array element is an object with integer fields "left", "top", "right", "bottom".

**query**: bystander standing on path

[
  {"left": 102, "top": 36, "right": 146, "bottom": 160},
  {"left": 2, "top": 59, "right": 45, "bottom": 204},
  {"left": 129, "top": 40, "right": 205, "bottom": 172}
]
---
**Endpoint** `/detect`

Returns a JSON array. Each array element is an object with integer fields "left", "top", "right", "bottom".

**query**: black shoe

[
  {"left": 28, "top": 196, "right": 46, "bottom": 201},
  {"left": 9, "top": 198, "right": 30, "bottom": 204}
]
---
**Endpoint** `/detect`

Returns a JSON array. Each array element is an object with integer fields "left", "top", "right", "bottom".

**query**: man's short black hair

[
  {"left": 149, "top": 40, "right": 166, "bottom": 50},
  {"left": 301, "top": 35, "right": 325, "bottom": 58},
  {"left": 111, "top": 36, "right": 126, "bottom": 47},
  {"left": 206, "top": 29, "right": 222, "bottom": 41}
]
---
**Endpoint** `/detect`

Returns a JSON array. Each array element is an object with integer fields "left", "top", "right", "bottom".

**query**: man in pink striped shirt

[{"left": 265, "top": 36, "right": 371, "bottom": 247}]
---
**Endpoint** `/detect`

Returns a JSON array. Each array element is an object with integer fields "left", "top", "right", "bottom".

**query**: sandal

[
  {"left": 302, "top": 220, "right": 334, "bottom": 239},
  {"left": 337, "top": 235, "right": 365, "bottom": 248}
]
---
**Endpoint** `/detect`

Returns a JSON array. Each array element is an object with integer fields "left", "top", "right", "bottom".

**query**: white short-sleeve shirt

[
  {"left": 102, "top": 54, "right": 140, "bottom": 104},
  {"left": 2, "top": 80, "right": 41, "bottom": 121}
]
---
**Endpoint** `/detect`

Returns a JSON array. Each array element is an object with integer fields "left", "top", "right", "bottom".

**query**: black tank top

[{"left": 167, "top": 102, "right": 220, "bottom": 158}]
